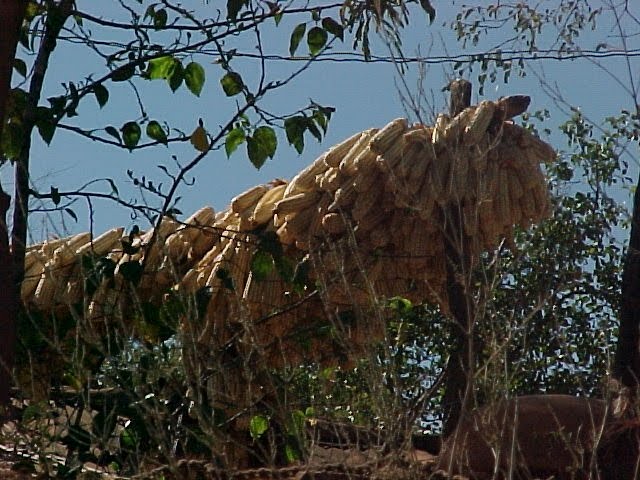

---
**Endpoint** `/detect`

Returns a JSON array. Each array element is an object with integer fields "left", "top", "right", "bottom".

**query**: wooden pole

[{"left": 441, "top": 79, "right": 476, "bottom": 436}]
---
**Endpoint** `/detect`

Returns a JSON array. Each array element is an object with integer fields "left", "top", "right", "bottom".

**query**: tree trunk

[
  {"left": 613, "top": 171, "right": 640, "bottom": 399},
  {"left": 441, "top": 79, "right": 477, "bottom": 436},
  {"left": 0, "top": 0, "right": 28, "bottom": 409}
]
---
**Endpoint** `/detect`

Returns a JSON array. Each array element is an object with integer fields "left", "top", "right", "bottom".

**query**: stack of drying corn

[{"left": 20, "top": 96, "right": 555, "bottom": 365}]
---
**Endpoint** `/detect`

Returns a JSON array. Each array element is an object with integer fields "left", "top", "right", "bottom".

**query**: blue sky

[{"left": 7, "top": 1, "right": 639, "bottom": 242}]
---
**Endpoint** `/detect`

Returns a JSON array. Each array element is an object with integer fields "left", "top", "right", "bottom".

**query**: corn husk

[{"left": 231, "top": 185, "right": 268, "bottom": 214}]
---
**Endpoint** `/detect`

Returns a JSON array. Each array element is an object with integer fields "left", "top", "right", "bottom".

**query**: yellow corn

[
  {"left": 275, "top": 190, "right": 321, "bottom": 216},
  {"left": 463, "top": 100, "right": 496, "bottom": 146},
  {"left": 339, "top": 129, "right": 377, "bottom": 176},
  {"left": 369, "top": 118, "right": 409, "bottom": 155},
  {"left": 322, "top": 212, "right": 347, "bottom": 235},
  {"left": 77, "top": 227, "right": 124, "bottom": 258},
  {"left": 231, "top": 185, "right": 268, "bottom": 214},
  {"left": 325, "top": 131, "right": 363, "bottom": 167},
  {"left": 284, "top": 153, "right": 329, "bottom": 196},
  {"left": 250, "top": 183, "right": 287, "bottom": 227},
  {"left": 317, "top": 167, "right": 342, "bottom": 192}
]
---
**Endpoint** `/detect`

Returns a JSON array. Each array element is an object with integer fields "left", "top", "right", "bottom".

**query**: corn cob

[
  {"left": 495, "top": 168, "right": 511, "bottom": 227},
  {"left": 463, "top": 100, "right": 496, "bottom": 145},
  {"left": 231, "top": 185, "right": 268, "bottom": 214},
  {"left": 307, "top": 194, "right": 331, "bottom": 239},
  {"left": 34, "top": 275, "right": 58, "bottom": 309},
  {"left": 322, "top": 213, "right": 347, "bottom": 235},
  {"left": 369, "top": 227, "right": 390, "bottom": 249},
  {"left": 53, "top": 232, "right": 91, "bottom": 266},
  {"left": 21, "top": 269, "right": 44, "bottom": 302},
  {"left": 285, "top": 206, "right": 315, "bottom": 239},
  {"left": 369, "top": 118, "right": 408, "bottom": 155},
  {"left": 352, "top": 168, "right": 381, "bottom": 193},
  {"left": 77, "top": 227, "right": 124, "bottom": 258},
  {"left": 276, "top": 223, "right": 296, "bottom": 245},
  {"left": 352, "top": 186, "right": 382, "bottom": 225},
  {"left": 250, "top": 183, "right": 287, "bottom": 227},
  {"left": 416, "top": 177, "right": 437, "bottom": 223},
  {"left": 405, "top": 142, "right": 432, "bottom": 197},
  {"left": 275, "top": 190, "right": 320, "bottom": 216},
  {"left": 431, "top": 113, "right": 450, "bottom": 146},
  {"left": 450, "top": 152, "right": 470, "bottom": 201},
  {"left": 339, "top": 129, "right": 377, "bottom": 176},
  {"left": 41, "top": 237, "right": 67, "bottom": 257},
  {"left": 317, "top": 167, "right": 342, "bottom": 192},
  {"left": 324, "top": 131, "right": 363, "bottom": 167},
  {"left": 352, "top": 146, "right": 378, "bottom": 171},
  {"left": 327, "top": 185, "right": 356, "bottom": 212},
  {"left": 284, "top": 153, "right": 329, "bottom": 196}
]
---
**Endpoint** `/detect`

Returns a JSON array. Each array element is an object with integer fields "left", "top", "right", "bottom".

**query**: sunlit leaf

[
  {"left": 146, "top": 56, "right": 177, "bottom": 80},
  {"left": 146, "top": 120, "right": 167, "bottom": 144},
  {"left": 284, "top": 116, "right": 306, "bottom": 154},
  {"left": 225, "top": 127, "right": 246, "bottom": 157},
  {"left": 289, "top": 23, "right": 306, "bottom": 56},
  {"left": 249, "top": 415, "right": 269, "bottom": 440},
  {"left": 307, "top": 27, "right": 328, "bottom": 56},
  {"left": 184, "top": 62, "right": 205, "bottom": 96},
  {"left": 250, "top": 250, "right": 274, "bottom": 281},
  {"left": 121, "top": 121, "right": 141, "bottom": 149},
  {"left": 220, "top": 72, "right": 244, "bottom": 96}
]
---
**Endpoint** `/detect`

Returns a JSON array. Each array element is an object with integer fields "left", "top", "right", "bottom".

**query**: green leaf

[
  {"left": 253, "top": 126, "right": 277, "bottom": 158},
  {"left": 146, "top": 120, "right": 167, "bottom": 144},
  {"left": 284, "top": 443, "right": 300, "bottom": 463},
  {"left": 65, "top": 208, "right": 78, "bottom": 222},
  {"left": 146, "top": 56, "right": 178, "bottom": 80},
  {"left": 168, "top": 61, "right": 184, "bottom": 91},
  {"left": 184, "top": 62, "right": 205, "bottom": 96},
  {"left": 1, "top": 123, "right": 23, "bottom": 160},
  {"left": 307, "top": 27, "right": 328, "bottom": 56},
  {"left": 220, "top": 72, "right": 244, "bottom": 96},
  {"left": 284, "top": 116, "right": 306, "bottom": 154},
  {"left": 247, "top": 127, "right": 276, "bottom": 169},
  {"left": 36, "top": 118, "right": 56, "bottom": 145},
  {"left": 93, "top": 84, "right": 109, "bottom": 108},
  {"left": 227, "top": 0, "right": 247, "bottom": 21},
  {"left": 121, "top": 121, "right": 141, "bottom": 149},
  {"left": 225, "top": 127, "right": 246, "bottom": 157},
  {"left": 13, "top": 58, "right": 27, "bottom": 77},
  {"left": 105, "top": 126, "right": 121, "bottom": 143},
  {"left": 251, "top": 250, "right": 274, "bottom": 281},
  {"left": 249, "top": 415, "right": 269, "bottom": 440},
  {"left": 111, "top": 64, "right": 135, "bottom": 82},
  {"left": 289, "top": 23, "right": 306, "bottom": 56},
  {"left": 321, "top": 17, "right": 344, "bottom": 41},
  {"left": 153, "top": 8, "right": 167, "bottom": 28}
]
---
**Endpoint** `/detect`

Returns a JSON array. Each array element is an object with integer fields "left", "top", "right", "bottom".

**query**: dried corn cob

[
  {"left": 352, "top": 168, "right": 382, "bottom": 193},
  {"left": 250, "top": 183, "right": 287, "bottom": 227},
  {"left": 317, "top": 168, "right": 342, "bottom": 192},
  {"left": 325, "top": 131, "right": 363, "bottom": 167},
  {"left": 352, "top": 187, "right": 382, "bottom": 225},
  {"left": 328, "top": 185, "right": 356, "bottom": 212},
  {"left": 431, "top": 113, "right": 450, "bottom": 146},
  {"left": 369, "top": 118, "right": 408, "bottom": 155},
  {"left": 463, "top": 100, "right": 496, "bottom": 145},
  {"left": 352, "top": 146, "right": 378, "bottom": 171},
  {"left": 284, "top": 153, "right": 329, "bottom": 196},
  {"left": 77, "top": 228, "right": 124, "bottom": 258},
  {"left": 339, "top": 129, "right": 377, "bottom": 176},
  {"left": 231, "top": 185, "right": 268, "bottom": 214},
  {"left": 322, "top": 213, "right": 347, "bottom": 235},
  {"left": 285, "top": 206, "right": 315, "bottom": 239},
  {"left": 275, "top": 191, "right": 321, "bottom": 216}
]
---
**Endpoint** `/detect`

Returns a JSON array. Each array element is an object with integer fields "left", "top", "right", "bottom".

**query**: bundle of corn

[{"left": 21, "top": 96, "right": 555, "bottom": 367}]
